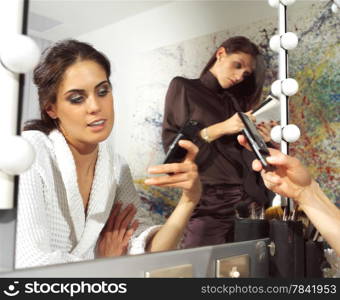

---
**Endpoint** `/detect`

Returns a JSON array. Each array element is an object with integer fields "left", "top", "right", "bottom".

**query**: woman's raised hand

[
  {"left": 97, "top": 202, "right": 139, "bottom": 257},
  {"left": 222, "top": 110, "right": 255, "bottom": 135},
  {"left": 144, "top": 140, "right": 201, "bottom": 205}
]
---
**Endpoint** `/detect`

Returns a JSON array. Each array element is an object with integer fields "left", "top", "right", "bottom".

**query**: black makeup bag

[
  {"left": 305, "top": 240, "right": 324, "bottom": 278},
  {"left": 268, "top": 219, "right": 305, "bottom": 278}
]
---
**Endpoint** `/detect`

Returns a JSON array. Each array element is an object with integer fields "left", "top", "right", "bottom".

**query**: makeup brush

[
  {"left": 290, "top": 203, "right": 298, "bottom": 221},
  {"left": 282, "top": 206, "right": 289, "bottom": 221},
  {"left": 312, "top": 230, "right": 320, "bottom": 242},
  {"left": 259, "top": 206, "right": 265, "bottom": 220},
  {"left": 250, "top": 202, "right": 257, "bottom": 219},
  {"left": 307, "top": 224, "right": 317, "bottom": 241},
  {"left": 297, "top": 213, "right": 310, "bottom": 239},
  {"left": 264, "top": 206, "right": 284, "bottom": 220}
]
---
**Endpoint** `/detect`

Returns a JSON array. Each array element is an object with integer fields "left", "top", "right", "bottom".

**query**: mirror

[{"left": 2, "top": 0, "right": 336, "bottom": 271}]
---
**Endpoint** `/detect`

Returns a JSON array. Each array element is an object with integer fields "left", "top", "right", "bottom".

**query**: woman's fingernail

[{"left": 144, "top": 179, "right": 152, "bottom": 184}]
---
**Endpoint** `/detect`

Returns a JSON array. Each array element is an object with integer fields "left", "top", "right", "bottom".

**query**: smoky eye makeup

[
  {"left": 97, "top": 82, "right": 112, "bottom": 97},
  {"left": 64, "top": 81, "right": 112, "bottom": 103},
  {"left": 67, "top": 92, "right": 85, "bottom": 104}
]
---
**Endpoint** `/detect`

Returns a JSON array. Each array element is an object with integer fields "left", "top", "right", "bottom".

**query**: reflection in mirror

[{"left": 8, "top": 0, "right": 337, "bottom": 271}]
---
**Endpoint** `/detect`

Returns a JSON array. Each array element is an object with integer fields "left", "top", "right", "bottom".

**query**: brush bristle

[{"left": 265, "top": 206, "right": 283, "bottom": 220}]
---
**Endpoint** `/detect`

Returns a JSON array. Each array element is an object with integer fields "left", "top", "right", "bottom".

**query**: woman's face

[
  {"left": 211, "top": 48, "right": 255, "bottom": 89},
  {"left": 47, "top": 59, "right": 114, "bottom": 149}
]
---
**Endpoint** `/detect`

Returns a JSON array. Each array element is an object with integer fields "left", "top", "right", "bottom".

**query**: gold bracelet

[{"left": 201, "top": 128, "right": 211, "bottom": 143}]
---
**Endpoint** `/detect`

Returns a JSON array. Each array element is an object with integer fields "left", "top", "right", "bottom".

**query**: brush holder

[
  {"left": 234, "top": 218, "right": 269, "bottom": 242},
  {"left": 269, "top": 219, "right": 304, "bottom": 278},
  {"left": 305, "top": 240, "right": 324, "bottom": 278}
]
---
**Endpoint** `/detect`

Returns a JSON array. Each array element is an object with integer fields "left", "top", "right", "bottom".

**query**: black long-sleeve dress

[{"left": 162, "top": 71, "right": 274, "bottom": 247}]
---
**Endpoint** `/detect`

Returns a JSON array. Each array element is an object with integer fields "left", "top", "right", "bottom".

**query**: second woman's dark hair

[
  {"left": 24, "top": 39, "right": 111, "bottom": 134},
  {"left": 201, "top": 36, "right": 265, "bottom": 111}
]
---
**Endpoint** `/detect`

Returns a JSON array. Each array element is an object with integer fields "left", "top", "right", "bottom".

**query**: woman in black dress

[{"left": 162, "top": 36, "right": 274, "bottom": 248}]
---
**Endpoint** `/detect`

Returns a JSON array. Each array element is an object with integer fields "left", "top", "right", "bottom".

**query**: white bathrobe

[{"left": 15, "top": 129, "right": 161, "bottom": 269}]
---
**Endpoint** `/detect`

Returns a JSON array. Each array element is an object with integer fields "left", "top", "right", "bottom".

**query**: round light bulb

[
  {"left": 271, "top": 80, "right": 282, "bottom": 97},
  {"left": 331, "top": 3, "right": 338, "bottom": 13},
  {"left": 280, "top": 0, "right": 296, "bottom": 6},
  {"left": 0, "top": 136, "right": 36, "bottom": 175},
  {"left": 269, "top": 35, "right": 281, "bottom": 52},
  {"left": 0, "top": 34, "right": 40, "bottom": 73},
  {"left": 268, "top": 0, "right": 279, "bottom": 8},
  {"left": 281, "top": 78, "right": 299, "bottom": 96},
  {"left": 282, "top": 124, "right": 300, "bottom": 142},
  {"left": 270, "top": 125, "right": 282, "bottom": 143},
  {"left": 281, "top": 32, "right": 298, "bottom": 50}
]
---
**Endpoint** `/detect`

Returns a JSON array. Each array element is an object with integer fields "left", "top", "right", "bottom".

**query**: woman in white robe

[{"left": 16, "top": 40, "right": 201, "bottom": 269}]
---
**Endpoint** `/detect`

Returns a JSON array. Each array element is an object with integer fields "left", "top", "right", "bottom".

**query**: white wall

[{"left": 77, "top": 1, "right": 278, "bottom": 157}]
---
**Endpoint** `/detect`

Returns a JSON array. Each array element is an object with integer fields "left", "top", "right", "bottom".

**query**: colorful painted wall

[{"left": 288, "top": 3, "right": 339, "bottom": 205}]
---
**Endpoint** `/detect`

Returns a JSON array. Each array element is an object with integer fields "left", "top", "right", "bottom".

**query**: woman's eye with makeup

[
  {"left": 68, "top": 95, "right": 84, "bottom": 104},
  {"left": 98, "top": 89, "right": 108, "bottom": 97},
  {"left": 97, "top": 85, "right": 111, "bottom": 97}
]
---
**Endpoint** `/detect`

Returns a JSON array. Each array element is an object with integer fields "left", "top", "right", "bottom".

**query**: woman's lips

[{"left": 87, "top": 119, "right": 106, "bottom": 132}]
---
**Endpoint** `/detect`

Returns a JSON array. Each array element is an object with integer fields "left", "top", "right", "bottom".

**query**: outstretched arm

[{"left": 144, "top": 140, "right": 201, "bottom": 252}]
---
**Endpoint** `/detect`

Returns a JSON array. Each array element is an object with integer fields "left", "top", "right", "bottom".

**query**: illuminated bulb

[
  {"left": 269, "top": 35, "right": 280, "bottom": 52},
  {"left": 0, "top": 34, "right": 40, "bottom": 73},
  {"left": 271, "top": 80, "right": 282, "bottom": 97},
  {"left": 280, "top": 0, "right": 296, "bottom": 6},
  {"left": 282, "top": 124, "right": 300, "bottom": 142},
  {"left": 331, "top": 3, "right": 338, "bottom": 13},
  {"left": 281, "top": 78, "right": 299, "bottom": 96},
  {"left": 0, "top": 135, "right": 35, "bottom": 175},
  {"left": 281, "top": 32, "right": 298, "bottom": 50},
  {"left": 270, "top": 33, "right": 298, "bottom": 52},
  {"left": 270, "top": 125, "right": 282, "bottom": 143},
  {"left": 268, "top": 0, "right": 279, "bottom": 8}
]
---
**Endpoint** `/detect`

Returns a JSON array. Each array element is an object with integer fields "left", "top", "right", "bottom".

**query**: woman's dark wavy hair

[
  {"left": 201, "top": 36, "right": 265, "bottom": 111},
  {"left": 23, "top": 39, "right": 111, "bottom": 134}
]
